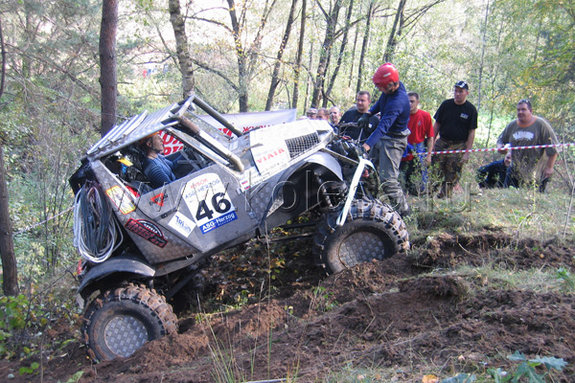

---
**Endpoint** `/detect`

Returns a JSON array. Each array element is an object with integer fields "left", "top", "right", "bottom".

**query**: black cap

[{"left": 455, "top": 80, "right": 469, "bottom": 90}]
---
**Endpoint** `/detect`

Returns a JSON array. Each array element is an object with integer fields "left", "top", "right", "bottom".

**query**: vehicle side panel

[
  {"left": 137, "top": 163, "right": 259, "bottom": 260},
  {"left": 91, "top": 161, "right": 200, "bottom": 265}
]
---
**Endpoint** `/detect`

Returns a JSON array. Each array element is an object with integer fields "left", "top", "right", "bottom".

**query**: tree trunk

[
  {"left": 476, "top": 0, "right": 490, "bottom": 113},
  {"left": 383, "top": 0, "right": 407, "bottom": 62},
  {"left": 356, "top": 0, "right": 374, "bottom": 93},
  {"left": 227, "top": 0, "right": 249, "bottom": 112},
  {"left": 0, "top": 17, "right": 19, "bottom": 296},
  {"left": 99, "top": 0, "right": 118, "bottom": 137},
  {"left": 291, "top": 0, "right": 307, "bottom": 110},
  {"left": 265, "top": 0, "right": 298, "bottom": 111},
  {"left": 169, "top": 0, "right": 195, "bottom": 98},
  {"left": 348, "top": 3, "right": 362, "bottom": 88},
  {"left": 0, "top": 144, "right": 18, "bottom": 296},
  {"left": 324, "top": 0, "right": 355, "bottom": 106},
  {"left": 311, "top": 0, "right": 343, "bottom": 108}
]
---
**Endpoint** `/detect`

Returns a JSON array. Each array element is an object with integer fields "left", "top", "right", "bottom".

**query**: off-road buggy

[{"left": 70, "top": 95, "right": 409, "bottom": 361}]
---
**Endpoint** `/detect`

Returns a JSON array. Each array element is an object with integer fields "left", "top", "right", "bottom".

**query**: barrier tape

[
  {"left": 14, "top": 205, "right": 74, "bottom": 236},
  {"left": 9, "top": 142, "right": 574, "bottom": 235},
  {"left": 428, "top": 142, "right": 575, "bottom": 155}
]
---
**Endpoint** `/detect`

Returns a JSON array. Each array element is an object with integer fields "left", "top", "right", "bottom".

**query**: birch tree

[{"left": 265, "top": 0, "right": 298, "bottom": 110}]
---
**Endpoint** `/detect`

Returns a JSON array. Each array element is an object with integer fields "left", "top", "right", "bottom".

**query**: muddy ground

[{"left": 1, "top": 229, "right": 574, "bottom": 382}]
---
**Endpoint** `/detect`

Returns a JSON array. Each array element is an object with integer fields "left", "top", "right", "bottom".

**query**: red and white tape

[{"left": 429, "top": 142, "right": 575, "bottom": 155}]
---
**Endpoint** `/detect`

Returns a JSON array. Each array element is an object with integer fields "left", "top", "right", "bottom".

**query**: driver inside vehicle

[{"left": 141, "top": 132, "right": 184, "bottom": 189}]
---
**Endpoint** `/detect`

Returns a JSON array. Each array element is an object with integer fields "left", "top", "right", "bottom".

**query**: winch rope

[
  {"left": 13, "top": 206, "right": 74, "bottom": 236},
  {"left": 73, "top": 182, "right": 122, "bottom": 263}
]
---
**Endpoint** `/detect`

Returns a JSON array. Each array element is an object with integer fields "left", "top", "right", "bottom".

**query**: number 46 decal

[
  {"left": 182, "top": 174, "right": 236, "bottom": 228},
  {"left": 195, "top": 192, "right": 232, "bottom": 221}
]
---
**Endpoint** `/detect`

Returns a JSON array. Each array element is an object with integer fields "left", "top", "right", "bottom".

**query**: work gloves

[{"left": 357, "top": 113, "right": 371, "bottom": 129}]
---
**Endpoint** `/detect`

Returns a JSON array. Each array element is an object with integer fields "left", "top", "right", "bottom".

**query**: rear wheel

[
  {"left": 83, "top": 284, "right": 178, "bottom": 361},
  {"left": 315, "top": 198, "right": 409, "bottom": 274}
]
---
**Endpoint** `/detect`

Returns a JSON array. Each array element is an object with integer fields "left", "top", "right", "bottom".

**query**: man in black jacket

[{"left": 338, "top": 91, "right": 380, "bottom": 141}]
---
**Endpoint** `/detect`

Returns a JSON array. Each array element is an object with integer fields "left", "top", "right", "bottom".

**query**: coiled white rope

[{"left": 73, "top": 182, "right": 123, "bottom": 263}]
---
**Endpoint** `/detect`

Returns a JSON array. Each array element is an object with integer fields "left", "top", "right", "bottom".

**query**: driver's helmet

[{"left": 372, "top": 63, "right": 399, "bottom": 88}]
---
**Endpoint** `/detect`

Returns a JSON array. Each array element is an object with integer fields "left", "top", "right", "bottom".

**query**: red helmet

[{"left": 372, "top": 63, "right": 399, "bottom": 88}]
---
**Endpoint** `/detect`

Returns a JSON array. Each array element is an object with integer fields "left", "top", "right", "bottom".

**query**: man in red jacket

[{"left": 400, "top": 92, "right": 435, "bottom": 195}]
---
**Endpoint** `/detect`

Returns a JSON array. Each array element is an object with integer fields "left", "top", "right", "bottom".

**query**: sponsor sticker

[
  {"left": 182, "top": 173, "right": 237, "bottom": 234},
  {"left": 106, "top": 185, "right": 136, "bottom": 214},
  {"left": 200, "top": 211, "right": 238, "bottom": 234},
  {"left": 125, "top": 219, "right": 167, "bottom": 247},
  {"left": 151, "top": 192, "right": 166, "bottom": 207},
  {"left": 168, "top": 212, "right": 195, "bottom": 238}
]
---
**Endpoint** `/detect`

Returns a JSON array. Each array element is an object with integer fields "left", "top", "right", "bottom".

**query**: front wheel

[
  {"left": 83, "top": 284, "right": 178, "bottom": 361},
  {"left": 315, "top": 198, "right": 409, "bottom": 274}
]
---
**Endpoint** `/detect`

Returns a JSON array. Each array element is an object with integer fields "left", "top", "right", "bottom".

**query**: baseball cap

[{"left": 455, "top": 80, "right": 469, "bottom": 90}]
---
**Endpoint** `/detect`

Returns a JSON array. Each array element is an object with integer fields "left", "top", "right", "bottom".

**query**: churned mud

[{"left": 1, "top": 231, "right": 573, "bottom": 382}]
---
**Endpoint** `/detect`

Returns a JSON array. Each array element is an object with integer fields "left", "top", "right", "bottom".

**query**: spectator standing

[
  {"left": 496, "top": 99, "right": 559, "bottom": 192},
  {"left": 339, "top": 91, "right": 380, "bottom": 141},
  {"left": 476, "top": 152, "right": 511, "bottom": 188},
  {"left": 329, "top": 106, "right": 341, "bottom": 126},
  {"left": 305, "top": 107, "right": 317, "bottom": 119},
  {"left": 432, "top": 80, "right": 478, "bottom": 198},
  {"left": 400, "top": 92, "right": 434, "bottom": 194},
  {"left": 361, "top": 63, "right": 411, "bottom": 216},
  {"left": 317, "top": 108, "right": 330, "bottom": 121}
]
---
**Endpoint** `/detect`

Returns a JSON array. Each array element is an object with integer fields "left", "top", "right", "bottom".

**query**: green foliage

[
  {"left": 441, "top": 374, "right": 476, "bottom": 383},
  {"left": 0, "top": 278, "right": 80, "bottom": 360},
  {"left": 59, "top": 370, "right": 84, "bottom": 383},
  {"left": 19, "top": 361, "right": 39, "bottom": 376},
  {"left": 555, "top": 267, "right": 575, "bottom": 291},
  {"left": 0, "top": 294, "right": 34, "bottom": 358},
  {"left": 487, "top": 351, "right": 567, "bottom": 383},
  {"left": 311, "top": 286, "right": 338, "bottom": 312},
  {"left": 0, "top": 295, "right": 29, "bottom": 349}
]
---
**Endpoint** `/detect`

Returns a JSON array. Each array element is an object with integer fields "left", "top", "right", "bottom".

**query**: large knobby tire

[
  {"left": 315, "top": 198, "right": 409, "bottom": 274},
  {"left": 83, "top": 284, "right": 178, "bottom": 361}
]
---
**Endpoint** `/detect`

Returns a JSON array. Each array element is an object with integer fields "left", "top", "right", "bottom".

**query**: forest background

[{"left": 0, "top": 0, "right": 574, "bottom": 338}]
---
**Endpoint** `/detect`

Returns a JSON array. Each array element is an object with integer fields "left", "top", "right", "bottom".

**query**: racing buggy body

[{"left": 70, "top": 95, "right": 409, "bottom": 361}]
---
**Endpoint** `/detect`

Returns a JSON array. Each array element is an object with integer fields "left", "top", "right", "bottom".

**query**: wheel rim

[
  {"left": 104, "top": 315, "right": 149, "bottom": 357},
  {"left": 338, "top": 230, "right": 388, "bottom": 267}
]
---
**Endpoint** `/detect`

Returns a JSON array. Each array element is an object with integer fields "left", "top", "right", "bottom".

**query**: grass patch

[
  {"left": 451, "top": 264, "right": 567, "bottom": 293},
  {"left": 407, "top": 181, "right": 574, "bottom": 241}
]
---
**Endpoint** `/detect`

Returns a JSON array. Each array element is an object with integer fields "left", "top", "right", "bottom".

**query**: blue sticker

[{"left": 200, "top": 211, "right": 238, "bottom": 234}]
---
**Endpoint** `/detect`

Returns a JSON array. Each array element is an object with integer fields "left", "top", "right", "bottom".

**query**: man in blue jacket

[{"left": 360, "top": 63, "right": 411, "bottom": 216}]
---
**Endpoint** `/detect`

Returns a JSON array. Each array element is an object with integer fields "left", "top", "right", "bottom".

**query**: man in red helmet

[{"left": 359, "top": 63, "right": 411, "bottom": 216}]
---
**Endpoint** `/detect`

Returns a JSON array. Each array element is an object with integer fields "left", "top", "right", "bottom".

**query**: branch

[
  {"left": 248, "top": 0, "right": 279, "bottom": 73},
  {"left": 313, "top": 0, "right": 329, "bottom": 19},
  {"left": 403, "top": 0, "right": 446, "bottom": 30},
  {"left": 8, "top": 44, "right": 99, "bottom": 98},
  {"left": 190, "top": 16, "right": 233, "bottom": 34},
  {"left": 190, "top": 58, "right": 239, "bottom": 92},
  {"left": 332, "top": 17, "right": 364, "bottom": 41}
]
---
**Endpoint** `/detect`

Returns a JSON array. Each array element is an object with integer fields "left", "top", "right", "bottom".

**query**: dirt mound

[
  {"left": 412, "top": 231, "right": 574, "bottom": 270},
  {"left": 1, "top": 233, "right": 573, "bottom": 382}
]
